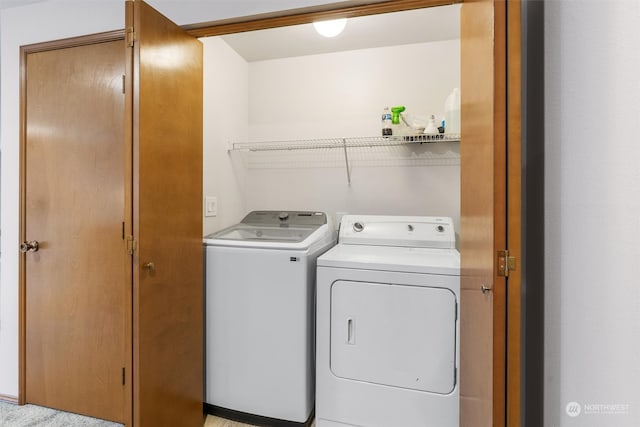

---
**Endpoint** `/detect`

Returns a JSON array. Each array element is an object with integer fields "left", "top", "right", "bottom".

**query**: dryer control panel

[{"left": 339, "top": 215, "right": 455, "bottom": 249}]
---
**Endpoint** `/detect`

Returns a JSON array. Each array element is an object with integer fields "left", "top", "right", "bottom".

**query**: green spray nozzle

[{"left": 391, "top": 106, "right": 406, "bottom": 125}]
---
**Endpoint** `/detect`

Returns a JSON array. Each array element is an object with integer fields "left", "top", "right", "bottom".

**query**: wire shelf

[
  {"left": 228, "top": 134, "right": 460, "bottom": 152},
  {"left": 228, "top": 135, "right": 460, "bottom": 185}
]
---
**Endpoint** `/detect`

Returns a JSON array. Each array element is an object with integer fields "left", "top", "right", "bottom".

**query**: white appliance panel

[
  {"left": 206, "top": 245, "right": 314, "bottom": 421},
  {"left": 330, "top": 280, "right": 457, "bottom": 394},
  {"left": 316, "top": 266, "right": 459, "bottom": 427},
  {"left": 317, "top": 243, "right": 459, "bottom": 275}
]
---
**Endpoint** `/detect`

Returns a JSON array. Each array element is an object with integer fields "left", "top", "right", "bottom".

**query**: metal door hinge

[
  {"left": 126, "top": 27, "right": 136, "bottom": 47},
  {"left": 126, "top": 236, "right": 137, "bottom": 256},
  {"left": 497, "top": 250, "right": 517, "bottom": 277}
]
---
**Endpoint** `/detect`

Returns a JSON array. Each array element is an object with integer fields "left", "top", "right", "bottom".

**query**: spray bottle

[{"left": 391, "top": 106, "right": 406, "bottom": 135}]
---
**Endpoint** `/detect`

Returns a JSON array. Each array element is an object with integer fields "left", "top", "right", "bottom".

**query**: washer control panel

[{"left": 241, "top": 210, "right": 327, "bottom": 227}]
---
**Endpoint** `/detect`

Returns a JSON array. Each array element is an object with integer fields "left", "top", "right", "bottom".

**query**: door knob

[
  {"left": 143, "top": 262, "right": 155, "bottom": 272},
  {"left": 20, "top": 240, "right": 39, "bottom": 253},
  {"left": 481, "top": 284, "right": 492, "bottom": 294}
]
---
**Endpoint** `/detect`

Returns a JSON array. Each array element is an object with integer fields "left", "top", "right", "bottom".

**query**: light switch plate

[{"left": 205, "top": 196, "right": 217, "bottom": 217}]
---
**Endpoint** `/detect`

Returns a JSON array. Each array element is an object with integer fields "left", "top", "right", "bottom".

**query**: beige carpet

[{"left": 0, "top": 401, "right": 122, "bottom": 426}]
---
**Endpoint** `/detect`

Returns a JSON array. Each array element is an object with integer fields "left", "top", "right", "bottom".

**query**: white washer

[
  {"left": 316, "top": 215, "right": 460, "bottom": 427},
  {"left": 204, "top": 210, "right": 336, "bottom": 424}
]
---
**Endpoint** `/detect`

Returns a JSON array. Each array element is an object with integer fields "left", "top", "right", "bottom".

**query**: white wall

[
  {"left": 202, "top": 38, "right": 249, "bottom": 235},
  {"left": 0, "top": 0, "right": 351, "bottom": 399},
  {"left": 202, "top": 39, "right": 460, "bottom": 236},
  {"left": 247, "top": 41, "right": 459, "bottom": 140},
  {"left": 544, "top": 1, "right": 640, "bottom": 426}
]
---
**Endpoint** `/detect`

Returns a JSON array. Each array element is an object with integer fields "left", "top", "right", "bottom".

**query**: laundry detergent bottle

[{"left": 444, "top": 88, "right": 460, "bottom": 135}]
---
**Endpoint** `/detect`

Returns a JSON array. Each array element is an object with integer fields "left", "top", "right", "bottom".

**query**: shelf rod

[{"left": 342, "top": 138, "right": 351, "bottom": 185}]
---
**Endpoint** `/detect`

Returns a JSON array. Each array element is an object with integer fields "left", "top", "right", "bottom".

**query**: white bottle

[
  {"left": 424, "top": 114, "right": 439, "bottom": 135},
  {"left": 444, "top": 88, "right": 461, "bottom": 135},
  {"left": 382, "top": 107, "right": 392, "bottom": 136}
]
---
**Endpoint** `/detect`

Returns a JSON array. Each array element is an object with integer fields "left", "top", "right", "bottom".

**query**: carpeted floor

[{"left": 0, "top": 401, "right": 122, "bottom": 427}]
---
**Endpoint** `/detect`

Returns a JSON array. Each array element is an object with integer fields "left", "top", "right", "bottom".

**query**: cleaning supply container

[{"left": 444, "top": 88, "right": 461, "bottom": 135}]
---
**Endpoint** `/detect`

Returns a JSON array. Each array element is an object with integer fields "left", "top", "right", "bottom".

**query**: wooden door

[
  {"left": 21, "top": 39, "right": 129, "bottom": 424},
  {"left": 125, "top": 1, "right": 204, "bottom": 426},
  {"left": 459, "top": 1, "right": 521, "bottom": 426}
]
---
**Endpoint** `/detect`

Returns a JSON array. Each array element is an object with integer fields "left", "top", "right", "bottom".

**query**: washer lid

[
  {"left": 317, "top": 244, "right": 460, "bottom": 276},
  {"left": 203, "top": 210, "right": 334, "bottom": 249},
  {"left": 206, "top": 223, "right": 318, "bottom": 243}
]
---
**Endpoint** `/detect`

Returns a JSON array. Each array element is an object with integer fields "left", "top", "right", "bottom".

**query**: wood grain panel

[
  {"left": 460, "top": 288, "right": 494, "bottom": 424},
  {"left": 127, "top": 1, "right": 204, "bottom": 426},
  {"left": 184, "top": 0, "right": 461, "bottom": 38},
  {"left": 18, "top": 29, "right": 126, "bottom": 409},
  {"left": 22, "top": 40, "right": 128, "bottom": 423},
  {"left": 460, "top": 0, "right": 507, "bottom": 426},
  {"left": 491, "top": 4, "right": 508, "bottom": 426},
  {"left": 506, "top": 1, "right": 523, "bottom": 425}
]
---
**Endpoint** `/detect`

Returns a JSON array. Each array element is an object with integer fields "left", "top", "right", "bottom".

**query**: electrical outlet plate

[{"left": 205, "top": 196, "right": 217, "bottom": 217}]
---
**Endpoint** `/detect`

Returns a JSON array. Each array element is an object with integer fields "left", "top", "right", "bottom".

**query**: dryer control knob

[
  {"left": 278, "top": 212, "right": 289, "bottom": 221},
  {"left": 437, "top": 225, "right": 445, "bottom": 232},
  {"left": 353, "top": 222, "right": 364, "bottom": 232}
]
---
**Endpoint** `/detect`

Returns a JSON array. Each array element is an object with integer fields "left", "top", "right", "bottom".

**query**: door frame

[
  {"left": 506, "top": 2, "right": 522, "bottom": 425},
  {"left": 18, "top": 29, "right": 133, "bottom": 427},
  {"left": 184, "top": 0, "right": 521, "bottom": 425}
]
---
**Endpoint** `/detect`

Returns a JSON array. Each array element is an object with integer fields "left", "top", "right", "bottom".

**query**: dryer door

[{"left": 330, "top": 280, "right": 457, "bottom": 394}]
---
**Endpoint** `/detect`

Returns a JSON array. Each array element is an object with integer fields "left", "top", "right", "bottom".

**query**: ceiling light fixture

[{"left": 313, "top": 18, "right": 347, "bottom": 38}]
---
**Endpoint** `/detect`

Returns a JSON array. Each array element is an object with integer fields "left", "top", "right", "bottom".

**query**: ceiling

[
  {"left": 0, "top": 1, "right": 460, "bottom": 63},
  {"left": 219, "top": 5, "right": 460, "bottom": 62}
]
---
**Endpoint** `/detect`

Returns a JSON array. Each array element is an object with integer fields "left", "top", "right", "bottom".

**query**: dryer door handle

[{"left": 347, "top": 317, "right": 355, "bottom": 345}]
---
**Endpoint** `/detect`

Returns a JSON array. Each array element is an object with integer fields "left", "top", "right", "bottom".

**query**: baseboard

[
  {"left": 0, "top": 394, "right": 19, "bottom": 404},
  {"left": 204, "top": 403, "right": 314, "bottom": 427}
]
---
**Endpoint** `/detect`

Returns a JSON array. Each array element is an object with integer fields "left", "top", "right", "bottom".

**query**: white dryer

[
  {"left": 316, "top": 215, "right": 460, "bottom": 427},
  {"left": 204, "top": 210, "right": 336, "bottom": 425}
]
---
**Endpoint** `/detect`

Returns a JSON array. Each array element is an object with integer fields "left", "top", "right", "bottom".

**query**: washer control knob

[
  {"left": 353, "top": 222, "right": 364, "bottom": 232},
  {"left": 278, "top": 212, "right": 289, "bottom": 221},
  {"left": 437, "top": 225, "right": 445, "bottom": 232}
]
